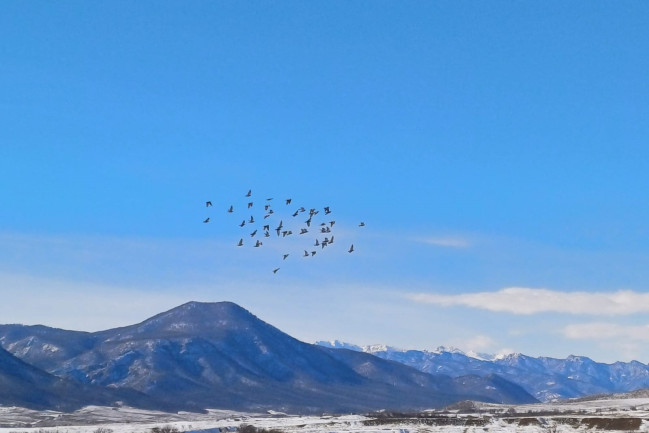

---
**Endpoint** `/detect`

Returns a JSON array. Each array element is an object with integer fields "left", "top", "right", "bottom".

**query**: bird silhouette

[
  {"left": 250, "top": 229, "right": 257, "bottom": 237},
  {"left": 227, "top": 205, "right": 234, "bottom": 213},
  {"left": 292, "top": 210, "right": 299, "bottom": 217},
  {"left": 311, "top": 251, "right": 316, "bottom": 256},
  {"left": 359, "top": 222, "right": 365, "bottom": 227},
  {"left": 263, "top": 224, "right": 270, "bottom": 231},
  {"left": 203, "top": 217, "right": 210, "bottom": 223},
  {"left": 348, "top": 244, "right": 354, "bottom": 253},
  {"left": 239, "top": 220, "right": 246, "bottom": 227},
  {"left": 237, "top": 239, "right": 243, "bottom": 246},
  {"left": 300, "top": 228, "right": 308, "bottom": 234},
  {"left": 283, "top": 254, "right": 289, "bottom": 260},
  {"left": 324, "top": 206, "right": 331, "bottom": 214},
  {"left": 264, "top": 231, "right": 270, "bottom": 237},
  {"left": 248, "top": 202, "right": 253, "bottom": 208},
  {"left": 246, "top": 189, "right": 252, "bottom": 197},
  {"left": 314, "top": 239, "right": 320, "bottom": 246},
  {"left": 273, "top": 267, "right": 280, "bottom": 274},
  {"left": 249, "top": 216, "right": 255, "bottom": 223},
  {"left": 286, "top": 198, "right": 292, "bottom": 205},
  {"left": 303, "top": 250, "right": 309, "bottom": 257},
  {"left": 254, "top": 240, "right": 262, "bottom": 247},
  {"left": 206, "top": 201, "right": 212, "bottom": 207}
]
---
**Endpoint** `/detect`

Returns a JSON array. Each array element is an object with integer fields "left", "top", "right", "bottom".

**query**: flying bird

[
  {"left": 292, "top": 210, "right": 299, "bottom": 217},
  {"left": 250, "top": 229, "right": 257, "bottom": 237},
  {"left": 203, "top": 217, "right": 210, "bottom": 223},
  {"left": 248, "top": 202, "right": 253, "bottom": 208},
  {"left": 227, "top": 205, "right": 234, "bottom": 213},
  {"left": 206, "top": 201, "right": 212, "bottom": 207},
  {"left": 283, "top": 254, "right": 289, "bottom": 260},
  {"left": 304, "top": 250, "right": 309, "bottom": 257},
  {"left": 348, "top": 244, "right": 354, "bottom": 253},
  {"left": 263, "top": 224, "right": 270, "bottom": 231},
  {"left": 239, "top": 220, "right": 246, "bottom": 227},
  {"left": 254, "top": 240, "right": 262, "bottom": 247},
  {"left": 359, "top": 222, "right": 365, "bottom": 227},
  {"left": 246, "top": 189, "right": 252, "bottom": 197},
  {"left": 237, "top": 239, "right": 243, "bottom": 246},
  {"left": 324, "top": 206, "right": 331, "bottom": 214},
  {"left": 300, "top": 228, "right": 308, "bottom": 234},
  {"left": 273, "top": 268, "right": 280, "bottom": 274},
  {"left": 286, "top": 198, "right": 292, "bottom": 205},
  {"left": 249, "top": 216, "right": 255, "bottom": 223}
]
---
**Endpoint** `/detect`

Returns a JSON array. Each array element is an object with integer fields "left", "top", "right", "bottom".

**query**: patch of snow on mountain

[
  {"left": 42, "top": 343, "right": 60, "bottom": 353},
  {"left": 314, "top": 340, "right": 362, "bottom": 351}
]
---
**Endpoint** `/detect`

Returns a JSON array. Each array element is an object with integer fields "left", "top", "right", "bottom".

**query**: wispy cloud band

[
  {"left": 414, "top": 236, "right": 471, "bottom": 248},
  {"left": 407, "top": 287, "right": 649, "bottom": 316},
  {"left": 563, "top": 322, "right": 649, "bottom": 341}
]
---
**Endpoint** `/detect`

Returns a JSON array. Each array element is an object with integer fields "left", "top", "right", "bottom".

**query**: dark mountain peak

[
  {"left": 175, "top": 300, "right": 252, "bottom": 317},
  {"left": 566, "top": 354, "right": 594, "bottom": 363},
  {"left": 97, "top": 301, "right": 276, "bottom": 342}
]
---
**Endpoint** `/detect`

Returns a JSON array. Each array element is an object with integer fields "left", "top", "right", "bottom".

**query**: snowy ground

[{"left": 2, "top": 398, "right": 649, "bottom": 433}]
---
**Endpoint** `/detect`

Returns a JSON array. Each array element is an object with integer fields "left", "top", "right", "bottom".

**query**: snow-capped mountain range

[
  {"left": 2, "top": 301, "right": 649, "bottom": 414},
  {"left": 0, "top": 302, "right": 534, "bottom": 413},
  {"left": 316, "top": 340, "right": 649, "bottom": 402}
]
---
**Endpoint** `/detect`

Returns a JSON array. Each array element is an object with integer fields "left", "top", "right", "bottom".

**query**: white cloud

[
  {"left": 406, "top": 287, "right": 649, "bottom": 316},
  {"left": 561, "top": 322, "right": 649, "bottom": 361},
  {"left": 414, "top": 236, "right": 471, "bottom": 248},
  {"left": 563, "top": 322, "right": 649, "bottom": 342},
  {"left": 0, "top": 272, "right": 195, "bottom": 331},
  {"left": 459, "top": 334, "right": 495, "bottom": 351}
]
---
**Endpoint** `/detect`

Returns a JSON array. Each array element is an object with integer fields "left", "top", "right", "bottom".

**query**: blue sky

[{"left": 2, "top": 1, "right": 649, "bottom": 363}]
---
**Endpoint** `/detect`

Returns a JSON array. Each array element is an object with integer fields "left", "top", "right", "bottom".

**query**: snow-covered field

[{"left": 2, "top": 398, "right": 649, "bottom": 433}]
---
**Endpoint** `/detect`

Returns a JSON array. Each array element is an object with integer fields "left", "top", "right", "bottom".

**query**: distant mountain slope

[
  {"left": 0, "top": 302, "right": 534, "bottom": 413},
  {"left": 315, "top": 342, "right": 649, "bottom": 402},
  {"left": 0, "top": 346, "right": 162, "bottom": 411}
]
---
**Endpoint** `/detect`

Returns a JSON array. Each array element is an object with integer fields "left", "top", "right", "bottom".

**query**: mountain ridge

[
  {"left": 315, "top": 341, "right": 649, "bottom": 402},
  {"left": 0, "top": 301, "right": 535, "bottom": 413}
]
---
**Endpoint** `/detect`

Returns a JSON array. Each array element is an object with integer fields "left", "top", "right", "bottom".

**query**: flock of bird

[{"left": 203, "top": 189, "right": 364, "bottom": 274}]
